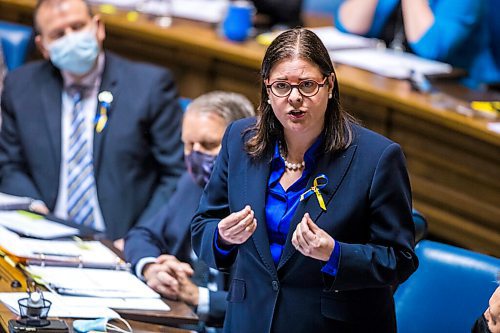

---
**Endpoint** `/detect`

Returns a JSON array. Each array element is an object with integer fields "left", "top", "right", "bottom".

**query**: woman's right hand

[{"left": 217, "top": 205, "right": 257, "bottom": 246}]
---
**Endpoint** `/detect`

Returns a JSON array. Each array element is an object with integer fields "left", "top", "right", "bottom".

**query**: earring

[
  {"left": 267, "top": 99, "right": 271, "bottom": 104},
  {"left": 328, "top": 92, "right": 333, "bottom": 99}
]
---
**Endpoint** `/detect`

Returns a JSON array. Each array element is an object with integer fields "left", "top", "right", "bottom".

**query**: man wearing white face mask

[{"left": 0, "top": 0, "right": 185, "bottom": 244}]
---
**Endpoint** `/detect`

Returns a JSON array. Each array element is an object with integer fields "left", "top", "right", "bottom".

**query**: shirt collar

[
  {"left": 271, "top": 134, "right": 324, "bottom": 168},
  {"left": 62, "top": 52, "right": 105, "bottom": 93},
  {"left": 270, "top": 133, "right": 325, "bottom": 181}
]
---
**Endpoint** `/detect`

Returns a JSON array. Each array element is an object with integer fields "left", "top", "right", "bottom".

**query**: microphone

[{"left": 17, "top": 287, "right": 52, "bottom": 327}]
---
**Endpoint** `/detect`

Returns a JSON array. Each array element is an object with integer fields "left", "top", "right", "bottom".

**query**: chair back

[
  {"left": 0, "top": 21, "right": 33, "bottom": 71},
  {"left": 395, "top": 240, "right": 500, "bottom": 333}
]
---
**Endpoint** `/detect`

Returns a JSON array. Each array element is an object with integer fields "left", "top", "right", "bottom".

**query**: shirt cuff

[
  {"left": 197, "top": 286, "right": 210, "bottom": 320},
  {"left": 321, "top": 242, "right": 341, "bottom": 276},
  {"left": 135, "top": 257, "right": 157, "bottom": 280},
  {"left": 28, "top": 199, "right": 46, "bottom": 212},
  {"left": 213, "top": 229, "right": 236, "bottom": 256}
]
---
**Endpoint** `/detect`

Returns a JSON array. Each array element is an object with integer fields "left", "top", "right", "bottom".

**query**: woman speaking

[{"left": 191, "top": 28, "right": 418, "bottom": 332}]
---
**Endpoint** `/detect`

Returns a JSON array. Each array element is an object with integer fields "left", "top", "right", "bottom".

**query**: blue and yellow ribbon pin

[
  {"left": 300, "top": 174, "right": 328, "bottom": 211},
  {"left": 95, "top": 91, "right": 113, "bottom": 133}
]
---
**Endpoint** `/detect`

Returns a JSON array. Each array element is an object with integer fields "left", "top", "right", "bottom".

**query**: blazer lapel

[
  {"left": 93, "top": 54, "right": 120, "bottom": 176},
  {"left": 41, "top": 68, "right": 63, "bottom": 174},
  {"left": 277, "top": 144, "right": 358, "bottom": 270},
  {"left": 245, "top": 157, "right": 277, "bottom": 276}
]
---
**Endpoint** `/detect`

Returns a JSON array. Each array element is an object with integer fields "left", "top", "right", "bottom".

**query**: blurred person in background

[
  {"left": 0, "top": 0, "right": 184, "bottom": 246},
  {"left": 334, "top": 0, "right": 500, "bottom": 89},
  {"left": 473, "top": 285, "right": 500, "bottom": 333},
  {"left": 125, "top": 91, "right": 254, "bottom": 332}
]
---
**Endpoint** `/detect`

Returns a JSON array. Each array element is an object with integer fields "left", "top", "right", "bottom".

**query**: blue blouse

[
  {"left": 266, "top": 140, "right": 318, "bottom": 265},
  {"left": 214, "top": 138, "right": 341, "bottom": 276},
  {"left": 265, "top": 139, "right": 340, "bottom": 276},
  {"left": 334, "top": 0, "right": 500, "bottom": 88}
]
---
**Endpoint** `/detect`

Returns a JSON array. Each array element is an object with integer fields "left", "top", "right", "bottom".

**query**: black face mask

[{"left": 185, "top": 150, "right": 217, "bottom": 188}]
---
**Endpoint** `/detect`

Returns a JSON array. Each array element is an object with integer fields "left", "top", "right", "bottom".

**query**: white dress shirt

[{"left": 53, "top": 53, "right": 106, "bottom": 231}]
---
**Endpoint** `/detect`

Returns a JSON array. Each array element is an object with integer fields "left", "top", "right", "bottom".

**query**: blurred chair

[
  {"left": 412, "top": 209, "right": 428, "bottom": 243},
  {"left": 0, "top": 21, "right": 33, "bottom": 71},
  {"left": 395, "top": 240, "right": 500, "bottom": 333}
]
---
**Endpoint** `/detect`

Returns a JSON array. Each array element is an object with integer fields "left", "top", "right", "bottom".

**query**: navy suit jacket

[
  {"left": 125, "top": 172, "right": 228, "bottom": 326},
  {"left": 0, "top": 52, "right": 185, "bottom": 239},
  {"left": 192, "top": 118, "right": 419, "bottom": 333}
]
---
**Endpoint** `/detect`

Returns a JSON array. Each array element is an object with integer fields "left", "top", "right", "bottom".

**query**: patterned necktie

[{"left": 66, "top": 87, "right": 96, "bottom": 227}]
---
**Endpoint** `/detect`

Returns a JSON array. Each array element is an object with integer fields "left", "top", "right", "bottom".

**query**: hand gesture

[
  {"left": 217, "top": 205, "right": 257, "bottom": 246},
  {"left": 292, "top": 213, "right": 335, "bottom": 262},
  {"left": 143, "top": 254, "right": 194, "bottom": 299}
]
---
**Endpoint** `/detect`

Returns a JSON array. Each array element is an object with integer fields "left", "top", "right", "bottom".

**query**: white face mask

[{"left": 47, "top": 28, "right": 99, "bottom": 75}]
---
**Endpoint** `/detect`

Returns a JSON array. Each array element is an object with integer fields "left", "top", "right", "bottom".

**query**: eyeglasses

[{"left": 266, "top": 77, "right": 328, "bottom": 98}]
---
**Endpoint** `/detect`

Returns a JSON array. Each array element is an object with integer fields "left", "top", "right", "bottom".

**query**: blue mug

[{"left": 222, "top": 1, "right": 253, "bottom": 42}]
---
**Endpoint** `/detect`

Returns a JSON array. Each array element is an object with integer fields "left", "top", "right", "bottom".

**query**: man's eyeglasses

[{"left": 266, "top": 77, "right": 328, "bottom": 98}]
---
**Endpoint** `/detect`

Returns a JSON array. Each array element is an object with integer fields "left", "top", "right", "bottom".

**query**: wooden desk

[
  {"left": 0, "top": 256, "right": 198, "bottom": 333},
  {"left": 0, "top": 0, "right": 498, "bottom": 255}
]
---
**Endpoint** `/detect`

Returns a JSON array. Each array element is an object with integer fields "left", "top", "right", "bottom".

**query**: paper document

[
  {"left": 87, "top": 0, "right": 140, "bottom": 9},
  {"left": 311, "top": 27, "right": 378, "bottom": 50},
  {"left": 330, "top": 48, "right": 453, "bottom": 79},
  {"left": 0, "top": 292, "right": 120, "bottom": 318},
  {"left": 257, "top": 27, "right": 377, "bottom": 49},
  {"left": 0, "top": 226, "right": 124, "bottom": 269},
  {"left": 171, "top": 0, "right": 229, "bottom": 23},
  {"left": 136, "top": 0, "right": 229, "bottom": 23},
  {"left": 58, "top": 296, "right": 170, "bottom": 311},
  {"left": 0, "top": 211, "right": 78, "bottom": 239},
  {"left": 28, "top": 266, "right": 160, "bottom": 299},
  {"left": 89, "top": 0, "right": 229, "bottom": 23},
  {"left": 488, "top": 122, "right": 500, "bottom": 134}
]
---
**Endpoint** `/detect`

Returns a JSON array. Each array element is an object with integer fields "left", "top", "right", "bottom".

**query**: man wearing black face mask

[
  {"left": 124, "top": 91, "right": 254, "bottom": 330},
  {"left": 185, "top": 151, "right": 217, "bottom": 189}
]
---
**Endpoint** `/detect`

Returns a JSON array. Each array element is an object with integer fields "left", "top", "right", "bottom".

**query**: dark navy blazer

[
  {"left": 125, "top": 172, "right": 228, "bottom": 326},
  {"left": 192, "top": 118, "right": 419, "bottom": 333},
  {"left": 0, "top": 52, "right": 185, "bottom": 239}
]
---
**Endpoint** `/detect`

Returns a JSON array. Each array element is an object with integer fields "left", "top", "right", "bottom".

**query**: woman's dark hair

[{"left": 245, "top": 28, "right": 356, "bottom": 159}]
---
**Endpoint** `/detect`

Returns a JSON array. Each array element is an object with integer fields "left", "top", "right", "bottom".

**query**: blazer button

[{"left": 272, "top": 280, "right": 279, "bottom": 291}]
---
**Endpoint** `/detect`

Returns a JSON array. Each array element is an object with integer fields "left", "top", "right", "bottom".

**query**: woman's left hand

[{"left": 292, "top": 213, "right": 335, "bottom": 261}]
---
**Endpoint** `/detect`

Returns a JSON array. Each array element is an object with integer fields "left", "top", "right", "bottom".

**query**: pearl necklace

[{"left": 279, "top": 144, "right": 305, "bottom": 171}]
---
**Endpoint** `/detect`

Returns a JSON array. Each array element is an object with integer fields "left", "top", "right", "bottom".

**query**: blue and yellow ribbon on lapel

[
  {"left": 95, "top": 91, "right": 113, "bottom": 133},
  {"left": 300, "top": 174, "right": 328, "bottom": 211}
]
